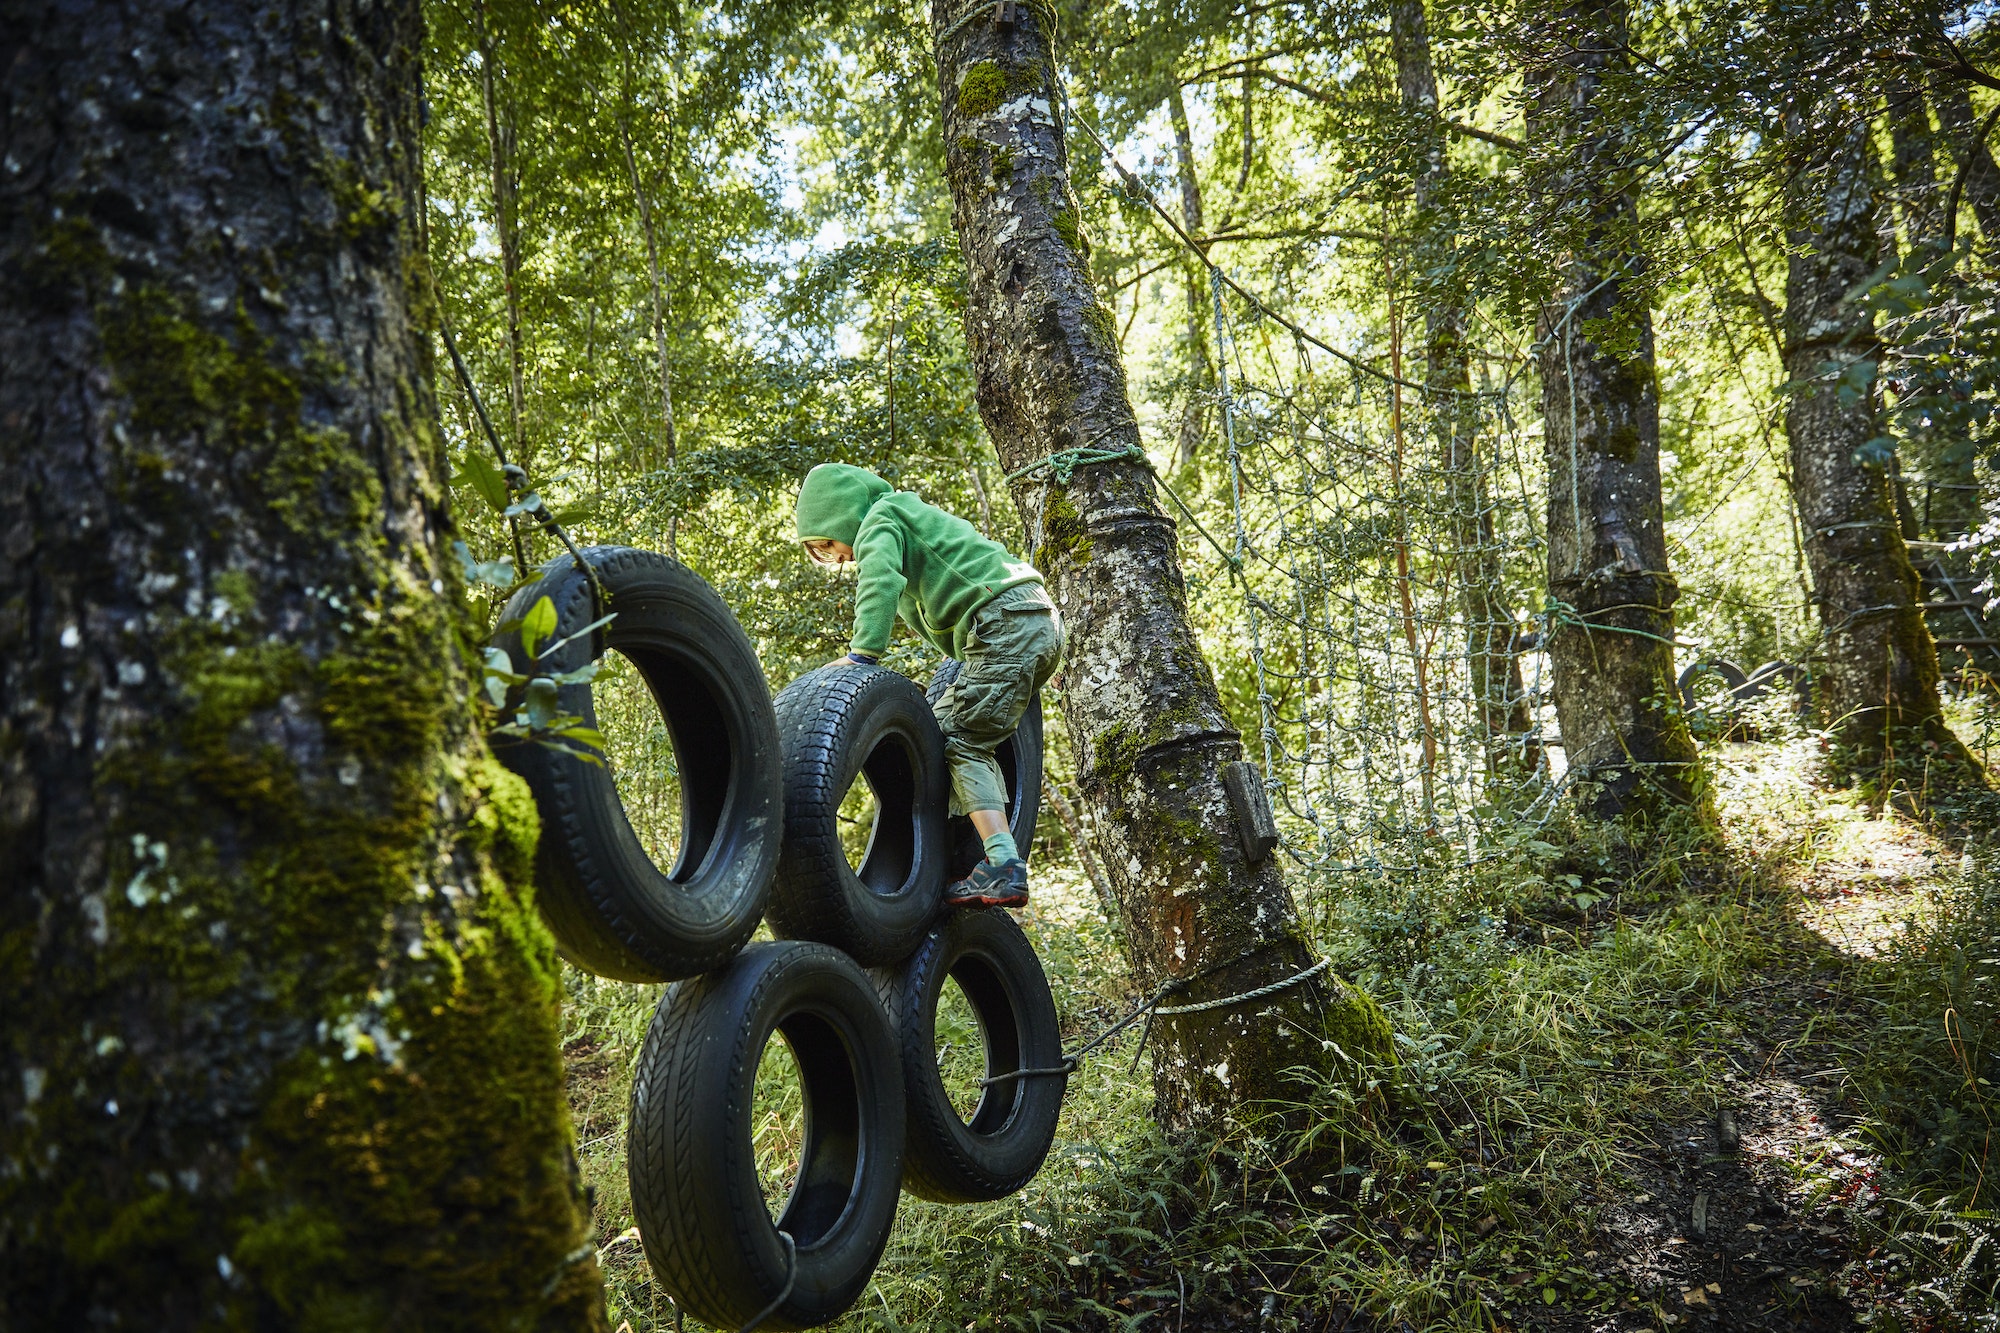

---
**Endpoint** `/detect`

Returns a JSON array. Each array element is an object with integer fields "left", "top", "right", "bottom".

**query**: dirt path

[{"left": 1553, "top": 786, "right": 1950, "bottom": 1331}]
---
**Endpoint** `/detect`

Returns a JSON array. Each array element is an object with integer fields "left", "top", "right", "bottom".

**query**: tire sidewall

[
  {"left": 630, "top": 942, "right": 905, "bottom": 1329},
  {"left": 495, "top": 547, "right": 782, "bottom": 980},
  {"left": 771, "top": 667, "right": 948, "bottom": 965},
  {"left": 893, "top": 909, "right": 1065, "bottom": 1202}
]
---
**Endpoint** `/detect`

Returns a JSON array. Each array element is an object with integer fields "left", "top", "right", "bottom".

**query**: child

[{"left": 795, "top": 462, "right": 1063, "bottom": 908}]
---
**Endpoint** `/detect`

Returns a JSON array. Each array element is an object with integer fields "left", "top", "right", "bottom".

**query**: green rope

[
  {"left": 1542, "top": 597, "right": 1685, "bottom": 648},
  {"left": 1004, "top": 442, "right": 1148, "bottom": 485},
  {"left": 1004, "top": 441, "right": 1247, "bottom": 573}
]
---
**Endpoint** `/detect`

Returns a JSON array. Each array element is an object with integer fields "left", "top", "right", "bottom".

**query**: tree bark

[
  {"left": 928, "top": 1, "right": 1395, "bottom": 1130},
  {"left": 1933, "top": 80, "right": 2000, "bottom": 243},
  {"left": 1388, "top": 0, "right": 1539, "bottom": 788},
  {"left": 476, "top": 0, "right": 530, "bottom": 470},
  {"left": 0, "top": 3, "right": 603, "bottom": 1326},
  {"left": 1782, "top": 120, "right": 1973, "bottom": 778},
  {"left": 1166, "top": 84, "right": 1213, "bottom": 472},
  {"left": 617, "top": 87, "right": 676, "bottom": 468},
  {"left": 1525, "top": 1, "right": 1700, "bottom": 818},
  {"left": 1887, "top": 75, "right": 1942, "bottom": 251}
]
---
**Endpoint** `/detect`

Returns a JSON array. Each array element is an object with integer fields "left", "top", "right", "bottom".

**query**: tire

[
  {"left": 768, "top": 666, "right": 949, "bottom": 967},
  {"left": 491, "top": 546, "right": 781, "bottom": 982},
  {"left": 1742, "top": 659, "right": 1810, "bottom": 707},
  {"left": 628, "top": 942, "right": 905, "bottom": 1331},
  {"left": 1676, "top": 659, "right": 1748, "bottom": 711},
  {"left": 925, "top": 659, "right": 1043, "bottom": 881},
  {"left": 880, "top": 908, "right": 1065, "bottom": 1203}
]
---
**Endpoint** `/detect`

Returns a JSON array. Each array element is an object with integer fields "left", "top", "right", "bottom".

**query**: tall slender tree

[
  {"left": 0, "top": 2, "right": 602, "bottom": 1324},
  {"left": 1389, "top": 0, "right": 1539, "bottom": 786},
  {"left": 1167, "top": 82, "right": 1215, "bottom": 472},
  {"left": 1783, "top": 114, "right": 1972, "bottom": 777},
  {"left": 926, "top": 0, "right": 1396, "bottom": 1128},
  {"left": 1525, "top": 0, "right": 1700, "bottom": 817}
]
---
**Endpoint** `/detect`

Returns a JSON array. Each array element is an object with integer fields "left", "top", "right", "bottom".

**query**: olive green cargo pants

[{"left": 931, "top": 584, "right": 1065, "bottom": 816}]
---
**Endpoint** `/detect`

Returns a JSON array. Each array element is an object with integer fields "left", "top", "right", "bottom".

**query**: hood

[{"left": 794, "top": 463, "right": 893, "bottom": 546}]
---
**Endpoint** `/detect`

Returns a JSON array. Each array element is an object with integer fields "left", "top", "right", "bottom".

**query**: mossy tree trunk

[
  {"left": 1389, "top": 0, "right": 1539, "bottom": 788},
  {"left": 1782, "top": 118, "right": 1973, "bottom": 780},
  {"left": 1524, "top": 1, "right": 1700, "bottom": 819},
  {"left": 0, "top": 3, "right": 604, "bottom": 1326},
  {"left": 927, "top": 2, "right": 1396, "bottom": 1131}
]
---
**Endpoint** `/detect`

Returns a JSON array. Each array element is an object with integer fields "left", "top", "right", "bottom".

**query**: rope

[
  {"left": 1004, "top": 442, "right": 1147, "bottom": 484},
  {"left": 435, "top": 296, "right": 612, "bottom": 628},
  {"left": 1057, "top": 88, "right": 1495, "bottom": 400},
  {"left": 1541, "top": 597, "right": 1686, "bottom": 648},
  {"left": 978, "top": 957, "right": 1333, "bottom": 1088},
  {"left": 737, "top": 1231, "right": 797, "bottom": 1333},
  {"left": 934, "top": 0, "right": 1060, "bottom": 51},
  {"left": 1154, "top": 957, "right": 1331, "bottom": 1016}
]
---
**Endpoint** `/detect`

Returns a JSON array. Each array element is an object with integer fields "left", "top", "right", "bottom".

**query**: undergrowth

[{"left": 564, "top": 738, "right": 2000, "bottom": 1330}]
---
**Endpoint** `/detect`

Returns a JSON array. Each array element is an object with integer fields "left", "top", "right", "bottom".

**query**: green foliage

[{"left": 410, "top": 0, "right": 2000, "bottom": 1320}]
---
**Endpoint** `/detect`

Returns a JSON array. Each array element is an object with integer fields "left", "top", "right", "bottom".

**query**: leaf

[
  {"left": 519, "top": 595, "right": 557, "bottom": 659},
  {"left": 522, "top": 676, "right": 561, "bottom": 729},
  {"left": 1852, "top": 436, "right": 1898, "bottom": 468},
  {"left": 454, "top": 540, "right": 517, "bottom": 589},
  {"left": 481, "top": 646, "right": 517, "bottom": 709},
  {"left": 535, "top": 610, "right": 617, "bottom": 662},
  {"left": 557, "top": 726, "right": 606, "bottom": 748},
  {"left": 503, "top": 490, "right": 545, "bottom": 518},
  {"left": 550, "top": 662, "right": 601, "bottom": 686},
  {"left": 459, "top": 449, "right": 510, "bottom": 513}
]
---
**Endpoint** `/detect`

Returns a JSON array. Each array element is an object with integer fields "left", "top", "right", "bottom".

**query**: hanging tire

[
  {"left": 628, "top": 942, "right": 905, "bottom": 1331},
  {"left": 1742, "top": 659, "right": 1810, "bottom": 708},
  {"left": 1676, "top": 658, "right": 1748, "bottom": 711},
  {"left": 491, "top": 546, "right": 781, "bottom": 982},
  {"left": 925, "top": 659, "right": 1043, "bottom": 881},
  {"left": 881, "top": 907, "right": 1065, "bottom": 1203},
  {"left": 768, "top": 665, "right": 949, "bottom": 966}
]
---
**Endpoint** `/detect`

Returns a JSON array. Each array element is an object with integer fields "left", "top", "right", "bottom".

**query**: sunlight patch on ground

[
  {"left": 1793, "top": 805, "right": 1949, "bottom": 960},
  {"left": 1706, "top": 739, "right": 1951, "bottom": 959}
]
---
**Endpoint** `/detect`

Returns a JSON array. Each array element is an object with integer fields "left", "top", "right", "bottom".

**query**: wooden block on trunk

[{"left": 1222, "top": 761, "right": 1279, "bottom": 863}]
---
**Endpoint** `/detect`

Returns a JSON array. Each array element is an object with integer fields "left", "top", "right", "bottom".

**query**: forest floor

[{"left": 563, "top": 734, "right": 2000, "bottom": 1332}]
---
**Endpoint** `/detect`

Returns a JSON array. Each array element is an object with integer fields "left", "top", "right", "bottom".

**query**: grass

[{"left": 567, "top": 733, "right": 2000, "bottom": 1331}]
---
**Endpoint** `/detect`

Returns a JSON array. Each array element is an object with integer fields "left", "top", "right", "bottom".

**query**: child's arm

[{"left": 849, "top": 521, "right": 906, "bottom": 660}]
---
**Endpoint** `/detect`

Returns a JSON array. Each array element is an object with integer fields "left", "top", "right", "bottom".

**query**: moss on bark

[{"left": 0, "top": 3, "right": 603, "bottom": 1326}]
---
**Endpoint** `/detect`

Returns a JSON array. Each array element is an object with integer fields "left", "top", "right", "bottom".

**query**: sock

[{"left": 981, "top": 829, "right": 1019, "bottom": 865}]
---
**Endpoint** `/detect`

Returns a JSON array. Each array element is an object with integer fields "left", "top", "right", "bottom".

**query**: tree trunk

[
  {"left": 1887, "top": 75, "right": 1942, "bottom": 251},
  {"left": 1933, "top": 80, "right": 2000, "bottom": 242},
  {"left": 476, "top": 0, "right": 531, "bottom": 470},
  {"left": 1389, "top": 0, "right": 1539, "bottom": 788},
  {"left": 1526, "top": 1, "right": 1700, "bottom": 818},
  {"left": 617, "top": 90, "right": 676, "bottom": 468},
  {"left": 1783, "top": 120, "right": 1972, "bottom": 778},
  {"left": 0, "top": 3, "right": 604, "bottom": 1326},
  {"left": 1167, "top": 84, "right": 1213, "bottom": 473},
  {"left": 928, "top": 1, "right": 1395, "bottom": 1130}
]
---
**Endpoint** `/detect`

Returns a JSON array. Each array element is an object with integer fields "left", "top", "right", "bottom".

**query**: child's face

[{"left": 804, "top": 538, "right": 855, "bottom": 565}]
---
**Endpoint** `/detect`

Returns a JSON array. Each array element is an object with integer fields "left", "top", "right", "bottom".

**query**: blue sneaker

[{"left": 944, "top": 857, "right": 1029, "bottom": 909}]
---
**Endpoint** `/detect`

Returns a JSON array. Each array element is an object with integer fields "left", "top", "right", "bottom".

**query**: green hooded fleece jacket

[{"left": 795, "top": 463, "right": 1046, "bottom": 659}]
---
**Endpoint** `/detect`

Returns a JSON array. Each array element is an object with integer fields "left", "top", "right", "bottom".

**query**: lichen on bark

[
  {"left": 0, "top": 3, "right": 603, "bottom": 1327},
  {"left": 927, "top": 0, "right": 1398, "bottom": 1133},
  {"left": 1525, "top": 0, "right": 1703, "bottom": 821},
  {"left": 1782, "top": 117, "right": 1978, "bottom": 788}
]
